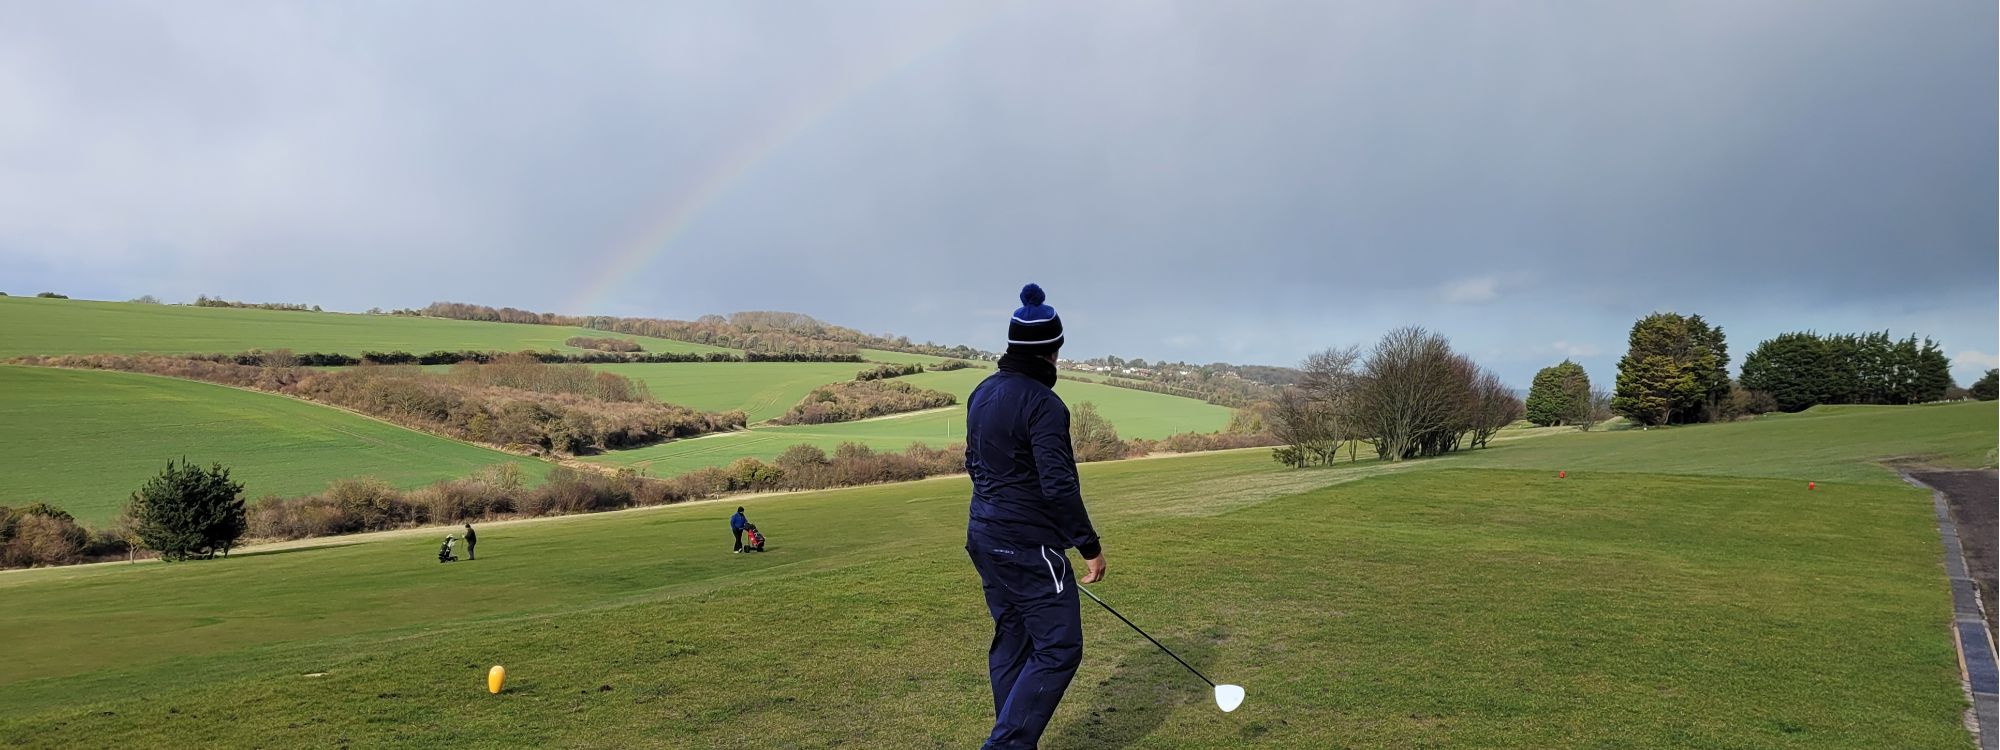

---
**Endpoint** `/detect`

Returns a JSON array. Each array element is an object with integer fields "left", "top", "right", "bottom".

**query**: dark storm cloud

[{"left": 1, "top": 1, "right": 1992, "bottom": 386}]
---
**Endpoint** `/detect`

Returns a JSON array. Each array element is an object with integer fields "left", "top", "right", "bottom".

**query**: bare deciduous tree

[
  {"left": 1267, "top": 386, "right": 1335, "bottom": 467},
  {"left": 1467, "top": 367, "right": 1522, "bottom": 449},
  {"left": 1299, "top": 346, "right": 1362, "bottom": 462},
  {"left": 1577, "top": 389, "right": 1614, "bottom": 432},
  {"left": 1355, "top": 327, "right": 1478, "bottom": 461}
]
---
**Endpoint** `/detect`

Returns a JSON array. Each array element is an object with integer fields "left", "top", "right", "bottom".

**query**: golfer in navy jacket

[{"left": 964, "top": 283, "right": 1104, "bottom": 750}]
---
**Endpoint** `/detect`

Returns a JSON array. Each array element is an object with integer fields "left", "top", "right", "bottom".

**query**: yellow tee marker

[{"left": 488, "top": 665, "right": 506, "bottom": 694}]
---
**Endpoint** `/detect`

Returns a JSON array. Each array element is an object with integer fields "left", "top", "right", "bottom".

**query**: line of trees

[
  {"left": 774, "top": 380, "right": 957, "bottom": 425},
  {"left": 420, "top": 301, "right": 989, "bottom": 360},
  {"left": 193, "top": 295, "right": 321, "bottom": 312},
  {"left": 1738, "top": 331, "right": 1954, "bottom": 412},
  {"left": 564, "top": 336, "right": 643, "bottom": 353},
  {"left": 1266, "top": 327, "right": 1521, "bottom": 467},
  {"left": 1974, "top": 370, "right": 1998, "bottom": 401}
]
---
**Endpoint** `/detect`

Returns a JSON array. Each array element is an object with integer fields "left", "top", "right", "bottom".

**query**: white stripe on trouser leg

[{"left": 1041, "top": 546, "right": 1065, "bottom": 594}]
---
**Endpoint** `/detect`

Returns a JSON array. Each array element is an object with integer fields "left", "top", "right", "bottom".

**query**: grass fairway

[
  {"left": 0, "top": 403, "right": 1988, "bottom": 747},
  {"left": 0, "top": 365, "right": 548, "bottom": 524},
  {"left": 0, "top": 296, "right": 731, "bottom": 358},
  {"left": 1452, "top": 402, "right": 1998, "bottom": 485},
  {"left": 589, "top": 371, "right": 1235, "bottom": 475}
]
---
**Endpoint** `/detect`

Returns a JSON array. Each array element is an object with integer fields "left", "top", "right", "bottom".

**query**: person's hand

[{"left": 1080, "top": 552, "right": 1106, "bottom": 584}]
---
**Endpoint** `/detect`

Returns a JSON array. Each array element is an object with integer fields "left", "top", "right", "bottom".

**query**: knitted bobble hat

[{"left": 1007, "top": 283, "right": 1064, "bottom": 355}]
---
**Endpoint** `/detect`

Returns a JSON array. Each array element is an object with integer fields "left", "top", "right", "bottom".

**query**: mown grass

[
  {"left": 0, "top": 402, "right": 1986, "bottom": 747},
  {"left": 1448, "top": 401, "right": 1997, "bottom": 484},
  {"left": 0, "top": 296, "right": 730, "bottom": 358},
  {"left": 0, "top": 365, "right": 548, "bottom": 524},
  {"left": 589, "top": 370, "right": 1235, "bottom": 475}
]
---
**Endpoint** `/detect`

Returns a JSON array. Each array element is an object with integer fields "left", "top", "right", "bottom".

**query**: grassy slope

[
  {"left": 0, "top": 402, "right": 1988, "bottom": 747},
  {"left": 591, "top": 362, "right": 872, "bottom": 422},
  {"left": 0, "top": 365, "right": 549, "bottom": 524},
  {"left": 0, "top": 296, "right": 731, "bottom": 357},
  {"left": 588, "top": 369, "right": 1235, "bottom": 475}
]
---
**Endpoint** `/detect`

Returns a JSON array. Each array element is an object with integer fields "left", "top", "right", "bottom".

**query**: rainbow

[{"left": 566, "top": 4, "right": 1015, "bottom": 314}]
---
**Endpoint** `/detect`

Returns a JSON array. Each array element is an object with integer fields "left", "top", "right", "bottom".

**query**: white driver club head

[{"left": 1214, "top": 684, "right": 1245, "bottom": 712}]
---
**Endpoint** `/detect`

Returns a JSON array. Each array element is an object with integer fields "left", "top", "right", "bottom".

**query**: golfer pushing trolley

[{"left": 964, "top": 284, "right": 1240, "bottom": 750}]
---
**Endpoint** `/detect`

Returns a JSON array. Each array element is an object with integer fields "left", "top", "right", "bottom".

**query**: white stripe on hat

[
  {"left": 1007, "top": 333, "right": 1066, "bottom": 345},
  {"left": 1011, "top": 316, "right": 1056, "bottom": 324}
]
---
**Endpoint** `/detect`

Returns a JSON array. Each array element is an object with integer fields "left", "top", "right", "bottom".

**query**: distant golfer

[
  {"left": 730, "top": 507, "right": 748, "bottom": 553},
  {"left": 463, "top": 523, "right": 477, "bottom": 561},
  {"left": 964, "top": 283, "right": 1103, "bottom": 749}
]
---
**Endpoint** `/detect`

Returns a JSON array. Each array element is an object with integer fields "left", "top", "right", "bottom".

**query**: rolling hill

[{"left": 0, "top": 365, "right": 548, "bottom": 524}]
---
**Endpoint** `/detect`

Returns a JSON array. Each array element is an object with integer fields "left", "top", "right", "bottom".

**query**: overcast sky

[{"left": 2, "top": 1, "right": 1994, "bottom": 386}]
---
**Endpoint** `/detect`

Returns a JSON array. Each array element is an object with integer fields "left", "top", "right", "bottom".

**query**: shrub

[
  {"left": 856, "top": 363, "right": 925, "bottom": 381},
  {"left": 521, "top": 467, "right": 632, "bottom": 516},
  {"left": 932, "top": 359, "right": 975, "bottom": 372},
  {"left": 1070, "top": 402, "right": 1127, "bottom": 463},
  {"left": 1720, "top": 385, "right": 1780, "bottom": 420},
  {"left": 328, "top": 478, "right": 417, "bottom": 530},
  {"left": 775, "top": 380, "right": 956, "bottom": 425},
  {"left": 410, "top": 480, "right": 514, "bottom": 523},
  {"left": 128, "top": 459, "right": 247, "bottom": 561},
  {"left": 35, "top": 292, "right": 68, "bottom": 299},
  {"left": 3, "top": 515, "right": 89, "bottom": 567}
]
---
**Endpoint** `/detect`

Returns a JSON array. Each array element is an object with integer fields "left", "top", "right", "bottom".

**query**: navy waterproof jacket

[
  {"left": 965, "top": 370, "right": 1101, "bottom": 559},
  {"left": 730, "top": 512, "right": 746, "bottom": 531}
]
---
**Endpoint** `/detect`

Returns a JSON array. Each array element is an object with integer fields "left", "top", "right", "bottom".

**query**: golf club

[{"left": 1078, "top": 585, "right": 1245, "bottom": 713}]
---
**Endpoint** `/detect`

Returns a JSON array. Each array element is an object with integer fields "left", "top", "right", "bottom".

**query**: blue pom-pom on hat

[
  {"left": 1007, "top": 282, "right": 1064, "bottom": 354},
  {"left": 1019, "top": 283, "right": 1045, "bottom": 307}
]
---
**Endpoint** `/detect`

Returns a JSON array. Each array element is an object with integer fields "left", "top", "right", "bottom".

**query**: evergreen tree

[
  {"left": 1739, "top": 332, "right": 1833, "bottom": 412},
  {"left": 1524, "top": 360, "right": 1590, "bottom": 427},
  {"left": 126, "top": 459, "right": 246, "bottom": 562},
  {"left": 1612, "top": 313, "right": 1727, "bottom": 425},
  {"left": 1971, "top": 369, "right": 1998, "bottom": 401}
]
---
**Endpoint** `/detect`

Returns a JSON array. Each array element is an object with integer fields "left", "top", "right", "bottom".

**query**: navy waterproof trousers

[{"left": 966, "top": 525, "right": 1083, "bottom": 750}]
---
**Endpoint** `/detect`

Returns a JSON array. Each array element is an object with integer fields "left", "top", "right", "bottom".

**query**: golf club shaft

[{"left": 1077, "top": 585, "right": 1216, "bottom": 688}]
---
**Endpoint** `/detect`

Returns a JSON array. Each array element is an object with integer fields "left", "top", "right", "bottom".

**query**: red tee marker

[
  {"left": 1808, "top": 481, "right": 1816, "bottom": 490},
  {"left": 1558, "top": 470, "right": 1566, "bottom": 479}
]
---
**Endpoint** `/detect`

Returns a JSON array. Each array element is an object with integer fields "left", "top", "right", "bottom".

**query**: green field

[
  {"left": 0, "top": 402, "right": 1987, "bottom": 747},
  {"left": 0, "top": 365, "right": 549, "bottom": 524},
  {"left": 589, "top": 370, "right": 1235, "bottom": 475},
  {"left": 0, "top": 296, "right": 731, "bottom": 358},
  {"left": 592, "top": 362, "right": 876, "bottom": 422}
]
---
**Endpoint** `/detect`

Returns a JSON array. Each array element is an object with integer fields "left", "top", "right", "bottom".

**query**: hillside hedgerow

[{"left": 775, "top": 380, "right": 956, "bottom": 425}]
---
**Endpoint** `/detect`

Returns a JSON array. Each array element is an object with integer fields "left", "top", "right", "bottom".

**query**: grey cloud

[{"left": 0, "top": 0, "right": 1991, "bottom": 388}]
